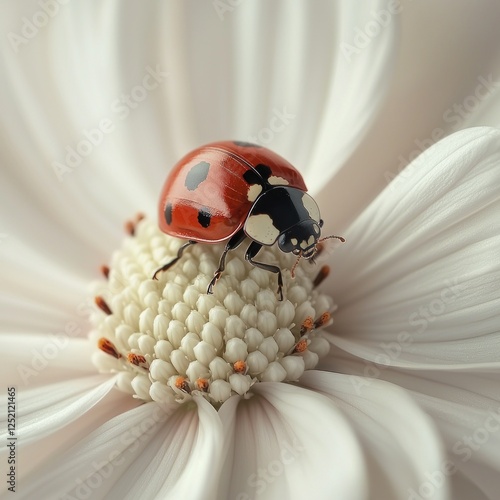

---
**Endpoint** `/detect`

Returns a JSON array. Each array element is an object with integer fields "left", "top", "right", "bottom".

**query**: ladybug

[{"left": 153, "top": 141, "right": 344, "bottom": 300}]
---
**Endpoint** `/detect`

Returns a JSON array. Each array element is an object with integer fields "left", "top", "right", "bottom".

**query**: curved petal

[
  {"left": 316, "top": 1, "right": 500, "bottom": 230},
  {"left": 218, "top": 382, "right": 366, "bottom": 500},
  {"left": 0, "top": 3, "right": 157, "bottom": 271},
  {"left": 128, "top": 397, "right": 223, "bottom": 500},
  {"left": 326, "top": 127, "right": 500, "bottom": 369},
  {"left": 294, "top": 0, "right": 399, "bottom": 192},
  {"left": 327, "top": 351, "right": 500, "bottom": 500},
  {"left": 384, "top": 371, "right": 500, "bottom": 498},
  {"left": 16, "top": 399, "right": 223, "bottom": 500},
  {"left": 0, "top": 388, "right": 139, "bottom": 497},
  {"left": 299, "top": 370, "right": 449, "bottom": 500},
  {"left": 0, "top": 375, "right": 116, "bottom": 449}
]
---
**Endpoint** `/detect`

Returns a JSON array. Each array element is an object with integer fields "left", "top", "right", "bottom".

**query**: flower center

[{"left": 90, "top": 215, "right": 335, "bottom": 407}]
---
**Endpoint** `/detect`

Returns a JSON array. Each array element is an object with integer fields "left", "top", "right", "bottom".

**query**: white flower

[{"left": 2, "top": 2, "right": 500, "bottom": 500}]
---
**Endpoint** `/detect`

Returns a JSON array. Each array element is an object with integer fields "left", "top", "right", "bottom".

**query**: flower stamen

[
  {"left": 97, "top": 337, "right": 121, "bottom": 358},
  {"left": 100, "top": 265, "right": 110, "bottom": 279},
  {"left": 196, "top": 378, "right": 209, "bottom": 392},
  {"left": 127, "top": 353, "right": 148, "bottom": 368},
  {"left": 175, "top": 376, "right": 191, "bottom": 393},
  {"left": 124, "top": 212, "right": 145, "bottom": 236},
  {"left": 313, "top": 265, "right": 330, "bottom": 288},
  {"left": 300, "top": 316, "right": 314, "bottom": 335},
  {"left": 292, "top": 339, "right": 309, "bottom": 354},
  {"left": 95, "top": 296, "right": 112, "bottom": 315},
  {"left": 314, "top": 311, "right": 331, "bottom": 329},
  {"left": 233, "top": 360, "right": 247, "bottom": 374}
]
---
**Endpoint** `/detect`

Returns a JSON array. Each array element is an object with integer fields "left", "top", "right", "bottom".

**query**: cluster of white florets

[{"left": 90, "top": 216, "right": 335, "bottom": 407}]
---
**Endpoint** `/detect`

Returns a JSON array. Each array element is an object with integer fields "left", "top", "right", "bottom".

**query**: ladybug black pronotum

[{"left": 153, "top": 141, "right": 344, "bottom": 300}]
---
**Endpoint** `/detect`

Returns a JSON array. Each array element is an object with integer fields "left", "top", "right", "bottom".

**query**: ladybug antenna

[
  {"left": 319, "top": 235, "right": 346, "bottom": 244},
  {"left": 291, "top": 253, "right": 302, "bottom": 278},
  {"left": 311, "top": 235, "right": 345, "bottom": 264}
]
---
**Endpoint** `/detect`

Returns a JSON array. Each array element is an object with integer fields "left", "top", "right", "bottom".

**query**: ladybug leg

[
  {"left": 207, "top": 230, "right": 247, "bottom": 294},
  {"left": 152, "top": 240, "right": 197, "bottom": 280},
  {"left": 245, "top": 241, "right": 284, "bottom": 301}
]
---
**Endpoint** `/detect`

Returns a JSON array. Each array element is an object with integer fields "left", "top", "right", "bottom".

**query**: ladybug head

[{"left": 277, "top": 220, "right": 322, "bottom": 260}]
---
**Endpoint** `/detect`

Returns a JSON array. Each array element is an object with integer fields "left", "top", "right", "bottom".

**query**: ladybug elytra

[{"left": 153, "top": 141, "right": 344, "bottom": 300}]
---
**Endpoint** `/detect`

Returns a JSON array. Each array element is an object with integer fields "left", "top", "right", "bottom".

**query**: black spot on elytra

[
  {"left": 197, "top": 207, "right": 212, "bottom": 228},
  {"left": 165, "top": 202, "right": 173, "bottom": 225},
  {"left": 185, "top": 161, "right": 210, "bottom": 191},
  {"left": 255, "top": 164, "right": 272, "bottom": 180},
  {"left": 233, "top": 141, "right": 262, "bottom": 148},
  {"left": 243, "top": 164, "right": 272, "bottom": 187}
]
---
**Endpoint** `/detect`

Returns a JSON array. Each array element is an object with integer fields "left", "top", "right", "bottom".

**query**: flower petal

[
  {"left": 299, "top": 370, "right": 449, "bottom": 500},
  {"left": 1, "top": 335, "right": 96, "bottom": 388},
  {"left": 410, "top": 383, "right": 500, "bottom": 497},
  {"left": 0, "top": 236, "right": 88, "bottom": 323},
  {"left": 327, "top": 127, "right": 500, "bottom": 368},
  {"left": 17, "top": 398, "right": 223, "bottom": 500},
  {"left": 329, "top": 350, "right": 500, "bottom": 499},
  {"left": 304, "top": 0, "right": 398, "bottom": 192},
  {"left": 0, "top": 388, "right": 139, "bottom": 496},
  {"left": 0, "top": 375, "right": 115, "bottom": 449},
  {"left": 316, "top": 2, "right": 500, "bottom": 230},
  {"left": 218, "top": 382, "right": 366, "bottom": 500}
]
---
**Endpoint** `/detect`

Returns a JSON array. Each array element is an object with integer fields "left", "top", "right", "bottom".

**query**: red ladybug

[{"left": 154, "top": 141, "right": 344, "bottom": 300}]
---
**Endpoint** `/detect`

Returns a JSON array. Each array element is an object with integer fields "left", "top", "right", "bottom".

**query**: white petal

[
  {"left": 316, "top": 2, "right": 500, "bottom": 230},
  {"left": 327, "top": 127, "right": 500, "bottom": 368},
  {"left": 305, "top": 0, "right": 399, "bottom": 192},
  {"left": 0, "top": 375, "right": 116, "bottom": 448},
  {"left": 0, "top": 237, "right": 88, "bottom": 327},
  {"left": 0, "top": 4, "right": 155, "bottom": 261},
  {"left": 300, "top": 371, "right": 450, "bottom": 500},
  {"left": 1, "top": 334, "right": 95, "bottom": 388},
  {"left": 0, "top": 388, "right": 139, "bottom": 494},
  {"left": 17, "top": 398, "right": 223, "bottom": 500},
  {"left": 328, "top": 350, "right": 500, "bottom": 498},
  {"left": 213, "top": 0, "right": 399, "bottom": 192},
  {"left": 218, "top": 382, "right": 366, "bottom": 500},
  {"left": 0, "top": 292, "right": 78, "bottom": 335}
]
